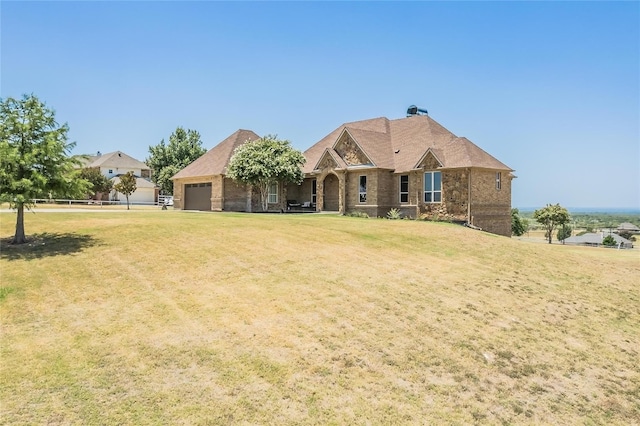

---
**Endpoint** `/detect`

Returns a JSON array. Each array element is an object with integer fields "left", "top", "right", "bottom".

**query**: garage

[{"left": 184, "top": 182, "right": 212, "bottom": 211}]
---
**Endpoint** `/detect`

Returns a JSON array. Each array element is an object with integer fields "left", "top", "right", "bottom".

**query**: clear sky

[{"left": 2, "top": 1, "right": 638, "bottom": 210}]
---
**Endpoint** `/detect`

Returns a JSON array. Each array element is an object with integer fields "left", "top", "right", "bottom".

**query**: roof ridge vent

[{"left": 406, "top": 105, "right": 428, "bottom": 117}]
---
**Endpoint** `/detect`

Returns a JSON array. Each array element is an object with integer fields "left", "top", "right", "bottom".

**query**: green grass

[{"left": 1, "top": 210, "right": 639, "bottom": 424}]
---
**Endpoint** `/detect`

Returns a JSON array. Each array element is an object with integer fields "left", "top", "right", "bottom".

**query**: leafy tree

[
  {"left": 227, "top": 135, "right": 305, "bottom": 211},
  {"left": 557, "top": 224, "right": 572, "bottom": 244},
  {"left": 602, "top": 235, "right": 617, "bottom": 247},
  {"left": 79, "top": 167, "right": 112, "bottom": 200},
  {"left": 511, "top": 208, "right": 528, "bottom": 236},
  {"left": 533, "top": 203, "right": 571, "bottom": 244},
  {"left": 618, "top": 230, "right": 636, "bottom": 242},
  {"left": 147, "top": 127, "right": 206, "bottom": 195},
  {"left": 0, "top": 94, "right": 90, "bottom": 244},
  {"left": 113, "top": 171, "right": 137, "bottom": 210}
]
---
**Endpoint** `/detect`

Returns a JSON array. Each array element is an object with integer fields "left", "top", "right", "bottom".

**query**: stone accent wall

[
  {"left": 223, "top": 177, "right": 249, "bottom": 211},
  {"left": 334, "top": 132, "right": 370, "bottom": 166},
  {"left": 442, "top": 169, "right": 469, "bottom": 220},
  {"left": 469, "top": 169, "right": 512, "bottom": 236}
]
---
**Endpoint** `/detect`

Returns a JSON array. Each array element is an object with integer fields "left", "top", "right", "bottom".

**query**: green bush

[{"left": 602, "top": 235, "right": 617, "bottom": 246}]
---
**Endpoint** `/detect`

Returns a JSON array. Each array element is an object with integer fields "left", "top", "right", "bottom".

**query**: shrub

[
  {"left": 386, "top": 208, "right": 401, "bottom": 220},
  {"left": 602, "top": 235, "right": 617, "bottom": 247},
  {"left": 347, "top": 211, "right": 369, "bottom": 218}
]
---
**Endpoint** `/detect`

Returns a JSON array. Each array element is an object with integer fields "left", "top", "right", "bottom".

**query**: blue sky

[{"left": 2, "top": 1, "right": 638, "bottom": 209}]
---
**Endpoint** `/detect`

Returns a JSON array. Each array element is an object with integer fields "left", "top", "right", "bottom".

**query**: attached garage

[{"left": 184, "top": 182, "right": 212, "bottom": 211}]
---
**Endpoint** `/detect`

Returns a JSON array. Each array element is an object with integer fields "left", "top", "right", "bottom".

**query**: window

[
  {"left": 496, "top": 172, "right": 502, "bottom": 190},
  {"left": 268, "top": 182, "right": 278, "bottom": 203},
  {"left": 399, "top": 175, "right": 409, "bottom": 203},
  {"left": 359, "top": 176, "right": 367, "bottom": 203},
  {"left": 311, "top": 179, "right": 317, "bottom": 205},
  {"left": 108, "top": 169, "right": 113, "bottom": 174},
  {"left": 424, "top": 171, "right": 442, "bottom": 203}
]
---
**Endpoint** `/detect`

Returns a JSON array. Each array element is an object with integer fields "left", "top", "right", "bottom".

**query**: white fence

[{"left": 31, "top": 198, "right": 166, "bottom": 207}]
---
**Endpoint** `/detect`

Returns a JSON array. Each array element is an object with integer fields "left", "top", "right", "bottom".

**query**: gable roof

[
  {"left": 617, "top": 222, "right": 640, "bottom": 232},
  {"left": 171, "top": 129, "right": 260, "bottom": 179},
  {"left": 303, "top": 115, "right": 512, "bottom": 174},
  {"left": 84, "top": 151, "right": 150, "bottom": 170}
]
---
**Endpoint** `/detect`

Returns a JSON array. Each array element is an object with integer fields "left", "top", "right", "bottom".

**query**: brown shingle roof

[
  {"left": 303, "top": 115, "right": 513, "bottom": 174},
  {"left": 171, "top": 129, "right": 260, "bottom": 179}
]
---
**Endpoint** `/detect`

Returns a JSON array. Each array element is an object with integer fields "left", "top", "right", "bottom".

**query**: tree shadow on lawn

[{"left": 0, "top": 233, "right": 99, "bottom": 261}]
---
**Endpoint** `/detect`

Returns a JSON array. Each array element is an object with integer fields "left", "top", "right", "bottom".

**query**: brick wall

[{"left": 469, "top": 169, "right": 512, "bottom": 236}]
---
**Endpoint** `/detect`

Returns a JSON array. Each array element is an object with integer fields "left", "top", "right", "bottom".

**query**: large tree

[
  {"left": 226, "top": 135, "right": 305, "bottom": 211},
  {"left": 113, "top": 171, "right": 137, "bottom": 210},
  {"left": 146, "top": 127, "right": 206, "bottom": 195},
  {"left": 78, "top": 167, "right": 113, "bottom": 200},
  {"left": 511, "top": 208, "right": 528, "bottom": 236},
  {"left": 0, "top": 94, "right": 90, "bottom": 244},
  {"left": 533, "top": 203, "right": 571, "bottom": 244}
]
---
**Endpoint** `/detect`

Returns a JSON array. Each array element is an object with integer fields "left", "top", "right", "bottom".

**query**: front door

[{"left": 323, "top": 174, "right": 339, "bottom": 211}]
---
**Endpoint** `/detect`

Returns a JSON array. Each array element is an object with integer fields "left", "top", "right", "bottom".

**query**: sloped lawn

[{"left": 1, "top": 211, "right": 638, "bottom": 424}]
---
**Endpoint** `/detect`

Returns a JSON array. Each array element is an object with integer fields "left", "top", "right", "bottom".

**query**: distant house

[
  {"left": 81, "top": 151, "right": 157, "bottom": 204},
  {"left": 617, "top": 222, "right": 640, "bottom": 234},
  {"left": 171, "top": 113, "right": 515, "bottom": 237},
  {"left": 564, "top": 232, "right": 633, "bottom": 248}
]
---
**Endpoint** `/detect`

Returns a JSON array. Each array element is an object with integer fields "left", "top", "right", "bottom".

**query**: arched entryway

[{"left": 323, "top": 174, "right": 339, "bottom": 211}]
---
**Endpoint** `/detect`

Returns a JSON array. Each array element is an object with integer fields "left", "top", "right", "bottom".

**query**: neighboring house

[
  {"left": 81, "top": 151, "right": 157, "bottom": 204},
  {"left": 617, "top": 222, "right": 640, "bottom": 234},
  {"left": 564, "top": 232, "right": 633, "bottom": 249},
  {"left": 171, "top": 130, "right": 262, "bottom": 211},
  {"left": 171, "top": 113, "right": 515, "bottom": 237}
]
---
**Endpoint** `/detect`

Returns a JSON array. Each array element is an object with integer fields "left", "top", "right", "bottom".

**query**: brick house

[
  {"left": 171, "top": 115, "right": 515, "bottom": 237},
  {"left": 284, "top": 114, "right": 515, "bottom": 236}
]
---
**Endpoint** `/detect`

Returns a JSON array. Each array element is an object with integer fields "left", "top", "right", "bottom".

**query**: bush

[
  {"left": 602, "top": 235, "right": 617, "bottom": 247},
  {"left": 386, "top": 208, "right": 401, "bottom": 220},
  {"left": 347, "top": 211, "right": 369, "bottom": 218}
]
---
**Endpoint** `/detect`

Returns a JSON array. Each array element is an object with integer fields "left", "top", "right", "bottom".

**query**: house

[
  {"left": 171, "top": 130, "right": 262, "bottom": 211},
  {"left": 81, "top": 151, "right": 158, "bottom": 204},
  {"left": 287, "top": 114, "right": 515, "bottom": 236},
  {"left": 564, "top": 232, "right": 633, "bottom": 249},
  {"left": 171, "top": 113, "right": 515, "bottom": 237},
  {"left": 616, "top": 222, "right": 640, "bottom": 234}
]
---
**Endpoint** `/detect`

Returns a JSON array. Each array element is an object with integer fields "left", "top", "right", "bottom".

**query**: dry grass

[{"left": 1, "top": 211, "right": 639, "bottom": 425}]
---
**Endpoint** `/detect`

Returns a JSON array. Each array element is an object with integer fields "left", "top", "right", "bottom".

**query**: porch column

[
  {"left": 337, "top": 171, "right": 346, "bottom": 215},
  {"left": 316, "top": 179, "right": 324, "bottom": 212}
]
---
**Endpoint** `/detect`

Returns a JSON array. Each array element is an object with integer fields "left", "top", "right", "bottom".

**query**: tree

[
  {"left": 533, "top": 203, "right": 571, "bottom": 244},
  {"left": 0, "top": 94, "right": 90, "bottom": 244},
  {"left": 618, "top": 230, "right": 636, "bottom": 242},
  {"left": 557, "top": 224, "right": 572, "bottom": 244},
  {"left": 602, "top": 235, "right": 617, "bottom": 247},
  {"left": 113, "top": 171, "right": 137, "bottom": 210},
  {"left": 146, "top": 127, "right": 206, "bottom": 195},
  {"left": 78, "top": 167, "right": 112, "bottom": 200},
  {"left": 511, "top": 208, "right": 528, "bottom": 236},
  {"left": 226, "top": 135, "right": 305, "bottom": 211}
]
